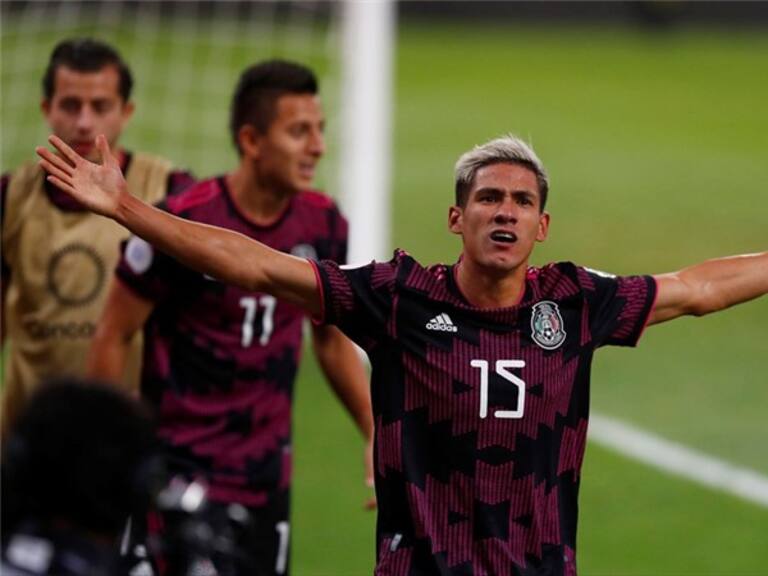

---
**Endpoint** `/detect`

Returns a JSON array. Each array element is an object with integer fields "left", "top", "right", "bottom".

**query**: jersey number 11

[{"left": 239, "top": 295, "right": 277, "bottom": 347}]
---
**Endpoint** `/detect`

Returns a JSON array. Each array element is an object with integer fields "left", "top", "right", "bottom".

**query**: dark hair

[
  {"left": 230, "top": 59, "right": 318, "bottom": 154},
  {"left": 1, "top": 379, "right": 158, "bottom": 537},
  {"left": 42, "top": 38, "right": 133, "bottom": 101}
]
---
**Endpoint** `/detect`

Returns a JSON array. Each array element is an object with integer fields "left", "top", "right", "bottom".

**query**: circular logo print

[{"left": 47, "top": 243, "right": 106, "bottom": 307}]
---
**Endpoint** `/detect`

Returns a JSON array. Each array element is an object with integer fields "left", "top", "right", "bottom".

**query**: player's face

[
  {"left": 42, "top": 65, "right": 133, "bottom": 162},
  {"left": 253, "top": 93, "right": 325, "bottom": 194},
  {"left": 449, "top": 162, "right": 549, "bottom": 274}
]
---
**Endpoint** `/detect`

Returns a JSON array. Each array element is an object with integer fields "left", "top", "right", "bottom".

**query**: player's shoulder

[
  {"left": 3, "top": 161, "right": 42, "bottom": 189},
  {"left": 526, "top": 261, "right": 592, "bottom": 299},
  {"left": 391, "top": 248, "right": 417, "bottom": 268},
  {"left": 533, "top": 261, "right": 630, "bottom": 299},
  {"left": 129, "top": 150, "right": 173, "bottom": 171},
  {"left": 296, "top": 189, "right": 340, "bottom": 213},
  {"left": 528, "top": 260, "right": 580, "bottom": 280},
  {"left": 1, "top": 162, "right": 43, "bottom": 221},
  {"left": 126, "top": 150, "right": 195, "bottom": 196},
  {"left": 164, "top": 176, "right": 223, "bottom": 215},
  {"left": 393, "top": 249, "right": 449, "bottom": 288},
  {"left": 336, "top": 248, "right": 412, "bottom": 272}
]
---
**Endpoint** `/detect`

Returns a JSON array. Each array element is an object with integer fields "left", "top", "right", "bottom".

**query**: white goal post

[{"left": 339, "top": 0, "right": 395, "bottom": 264}]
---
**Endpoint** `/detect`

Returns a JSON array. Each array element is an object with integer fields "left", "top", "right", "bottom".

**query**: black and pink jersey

[
  {"left": 314, "top": 250, "right": 656, "bottom": 576},
  {"left": 116, "top": 176, "right": 347, "bottom": 507}
]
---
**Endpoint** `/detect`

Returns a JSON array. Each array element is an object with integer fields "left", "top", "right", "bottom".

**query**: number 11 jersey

[{"left": 116, "top": 176, "right": 348, "bottom": 507}]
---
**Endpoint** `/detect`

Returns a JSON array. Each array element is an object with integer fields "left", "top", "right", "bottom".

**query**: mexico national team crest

[{"left": 531, "top": 301, "right": 567, "bottom": 350}]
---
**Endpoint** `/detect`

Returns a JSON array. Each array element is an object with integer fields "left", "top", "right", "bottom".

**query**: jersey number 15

[{"left": 470, "top": 359, "right": 526, "bottom": 419}]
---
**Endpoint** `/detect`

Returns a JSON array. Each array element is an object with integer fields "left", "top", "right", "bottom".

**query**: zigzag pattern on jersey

[{"left": 319, "top": 252, "right": 653, "bottom": 575}]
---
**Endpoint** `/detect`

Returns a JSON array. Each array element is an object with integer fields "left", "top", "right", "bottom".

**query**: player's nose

[
  {"left": 308, "top": 128, "right": 325, "bottom": 157},
  {"left": 494, "top": 197, "right": 518, "bottom": 223},
  {"left": 76, "top": 106, "right": 96, "bottom": 133}
]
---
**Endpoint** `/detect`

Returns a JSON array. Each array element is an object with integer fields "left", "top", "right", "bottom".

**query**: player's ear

[
  {"left": 238, "top": 124, "right": 261, "bottom": 159},
  {"left": 448, "top": 205, "right": 463, "bottom": 235},
  {"left": 536, "top": 211, "right": 550, "bottom": 242},
  {"left": 41, "top": 98, "right": 51, "bottom": 118},
  {"left": 120, "top": 100, "right": 135, "bottom": 124}
]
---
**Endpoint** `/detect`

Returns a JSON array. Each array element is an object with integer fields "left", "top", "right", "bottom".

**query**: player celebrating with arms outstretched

[{"left": 37, "top": 133, "right": 767, "bottom": 576}]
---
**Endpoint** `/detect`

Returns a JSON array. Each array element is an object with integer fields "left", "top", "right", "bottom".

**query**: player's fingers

[
  {"left": 364, "top": 496, "right": 377, "bottom": 511},
  {"left": 48, "top": 134, "right": 82, "bottom": 166},
  {"left": 35, "top": 146, "right": 74, "bottom": 174},
  {"left": 46, "top": 175, "right": 77, "bottom": 197},
  {"left": 96, "top": 134, "right": 118, "bottom": 169},
  {"left": 38, "top": 156, "right": 75, "bottom": 185},
  {"left": 40, "top": 159, "right": 72, "bottom": 182}
]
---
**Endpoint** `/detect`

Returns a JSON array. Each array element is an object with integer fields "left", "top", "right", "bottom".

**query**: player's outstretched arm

[
  {"left": 311, "top": 324, "right": 376, "bottom": 509},
  {"left": 649, "top": 252, "right": 768, "bottom": 326},
  {"left": 36, "top": 135, "right": 321, "bottom": 316}
]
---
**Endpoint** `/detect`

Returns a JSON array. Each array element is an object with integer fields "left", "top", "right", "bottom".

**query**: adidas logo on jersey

[{"left": 426, "top": 313, "right": 458, "bottom": 333}]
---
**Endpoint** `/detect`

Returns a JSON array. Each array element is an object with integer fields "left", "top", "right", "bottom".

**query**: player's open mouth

[
  {"left": 490, "top": 231, "right": 517, "bottom": 243},
  {"left": 72, "top": 142, "right": 93, "bottom": 154},
  {"left": 299, "top": 163, "right": 315, "bottom": 177}
]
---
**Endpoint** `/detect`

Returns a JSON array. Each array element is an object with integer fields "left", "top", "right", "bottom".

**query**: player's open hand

[{"left": 36, "top": 134, "right": 127, "bottom": 219}]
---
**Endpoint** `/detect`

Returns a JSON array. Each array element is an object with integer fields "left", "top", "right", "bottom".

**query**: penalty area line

[{"left": 589, "top": 413, "right": 768, "bottom": 509}]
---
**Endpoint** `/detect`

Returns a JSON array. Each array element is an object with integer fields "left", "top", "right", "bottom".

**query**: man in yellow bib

[{"left": 0, "top": 38, "right": 194, "bottom": 437}]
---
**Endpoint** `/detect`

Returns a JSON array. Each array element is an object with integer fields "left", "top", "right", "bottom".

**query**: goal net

[
  {"left": 1, "top": 0, "right": 341, "bottom": 184},
  {"left": 1, "top": 0, "right": 393, "bottom": 262}
]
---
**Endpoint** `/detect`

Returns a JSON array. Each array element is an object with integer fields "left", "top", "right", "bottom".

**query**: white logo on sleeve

[
  {"left": 291, "top": 243, "right": 318, "bottom": 261},
  {"left": 584, "top": 267, "right": 616, "bottom": 279},
  {"left": 125, "top": 236, "right": 154, "bottom": 275},
  {"left": 426, "top": 313, "right": 458, "bottom": 333}
]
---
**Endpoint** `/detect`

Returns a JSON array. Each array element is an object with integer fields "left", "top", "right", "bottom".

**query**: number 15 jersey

[{"left": 313, "top": 250, "right": 656, "bottom": 576}]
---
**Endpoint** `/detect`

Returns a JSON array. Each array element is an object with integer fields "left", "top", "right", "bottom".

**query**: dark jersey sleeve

[
  {"left": 314, "top": 256, "right": 398, "bottom": 351},
  {"left": 115, "top": 235, "right": 187, "bottom": 303},
  {"left": 114, "top": 201, "right": 192, "bottom": 303},
  {"left": 315, "top": 201, "right": 349, "bottom": 265},
  {"left": 576, "top": 266, "right": 657, "bottom": 348},
  {"left": 166, "top": 169, "right": 196, "bottom": 197}
]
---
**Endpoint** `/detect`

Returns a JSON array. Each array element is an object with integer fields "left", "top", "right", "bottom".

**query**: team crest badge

[{"left": 531, "top": 301, "right": 566, "bottom": 350}]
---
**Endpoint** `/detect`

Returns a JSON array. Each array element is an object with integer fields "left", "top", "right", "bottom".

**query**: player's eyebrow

[
  {"left": 474, "top": 186, "right": 504, "bottom": 196},
  {"left": 512, "top": 190, "right": 538, "bottom": 202},
  {"left": 474, "top": 186, "right": 536, "bottom": 197}
]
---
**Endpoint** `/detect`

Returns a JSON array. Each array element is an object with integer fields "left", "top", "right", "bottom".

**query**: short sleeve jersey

[
  {"left": 116, "top": 177, "right": 348, "bottom": 507},
  {"left": 314, "top": 250, "right": 656, "bottom": 576}
]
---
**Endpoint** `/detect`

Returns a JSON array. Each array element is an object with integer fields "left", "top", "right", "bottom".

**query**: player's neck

[
  {"left": 454, "top": 258, "right": 527, "bottom": 308},
  {"left": 226, "top": 167, "right": 292, "bottom": 225}
]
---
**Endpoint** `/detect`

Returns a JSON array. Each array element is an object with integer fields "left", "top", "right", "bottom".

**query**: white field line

[{"left": 589, "top": 413, "right": 768, "bottom": 508}]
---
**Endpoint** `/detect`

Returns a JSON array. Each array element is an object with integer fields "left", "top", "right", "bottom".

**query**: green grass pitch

[{"left": 2, "top": 14, "right": 767, "bottom": 575}]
